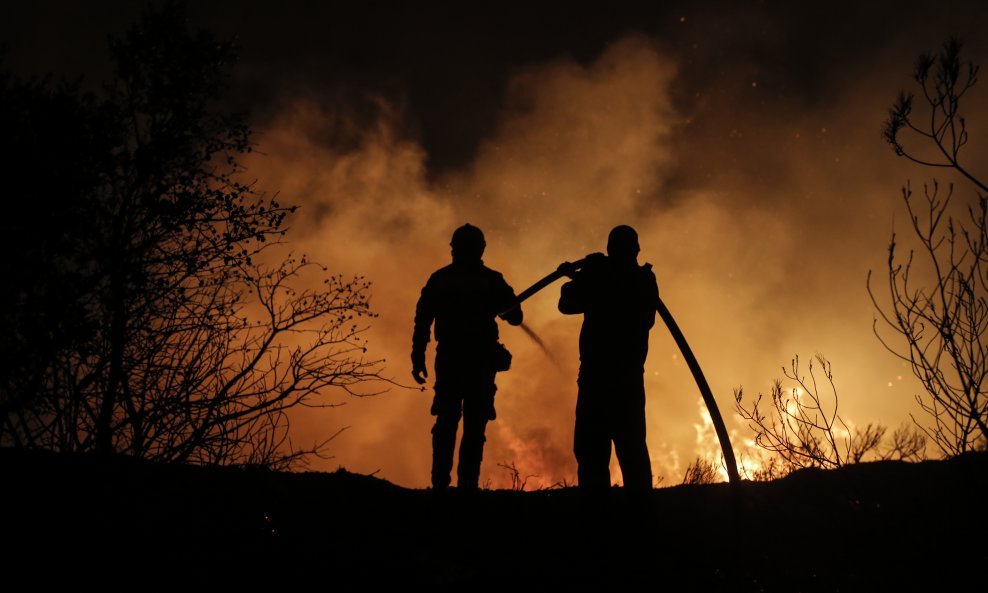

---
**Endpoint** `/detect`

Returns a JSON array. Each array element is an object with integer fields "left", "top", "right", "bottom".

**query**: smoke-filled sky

[{"left": 4, "top": 1, "right": 987, "bottom": 487}]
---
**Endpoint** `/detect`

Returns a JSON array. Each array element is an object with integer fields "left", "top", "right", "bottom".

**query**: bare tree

[
  {"left": 735, "top": 355, "right": 926, "bottom": 475},
  {"left": 870, "top": 38, "right": 988, "bottom": 455}
]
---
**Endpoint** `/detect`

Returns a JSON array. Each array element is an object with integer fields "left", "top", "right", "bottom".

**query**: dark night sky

[{"left": 4, "top": 1, "right": 985, "bottom": 174}]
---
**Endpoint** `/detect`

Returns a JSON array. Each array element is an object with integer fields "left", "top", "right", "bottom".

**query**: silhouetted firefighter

[
  {"left": 558, "top": 225, "right": 658, "bottom": 494},
  {"left": 412, "top": 224, "right": 523, "bottom": 491}
]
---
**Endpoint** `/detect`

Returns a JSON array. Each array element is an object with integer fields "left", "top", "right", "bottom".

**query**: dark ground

[{"left": 3, "top": 448, "right": 985, "bottom": 591}]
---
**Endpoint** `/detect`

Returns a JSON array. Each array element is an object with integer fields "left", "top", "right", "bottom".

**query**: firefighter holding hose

[{"left": 558, "top": 225, "right": 659, "bottom": 494}]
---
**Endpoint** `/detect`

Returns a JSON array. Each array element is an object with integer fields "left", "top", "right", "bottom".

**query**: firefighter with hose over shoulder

[
  {"left": 504, "top": 224, "right": 740, "bottom": 488},
  {"left": 556, "top": 225, "right": 658, "bottom": 494}
]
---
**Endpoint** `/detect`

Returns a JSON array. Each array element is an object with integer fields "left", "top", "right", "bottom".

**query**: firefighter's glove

[
  {"left": 411, "top": 351, "right": 428, "bottom": 385},
  {"left": 557, "top": 261, "right": 579, "bottom": 279}
]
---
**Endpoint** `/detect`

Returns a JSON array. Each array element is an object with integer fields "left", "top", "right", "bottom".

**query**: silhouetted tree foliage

[
  {"left": 871, "top": 38, "right": 988, "bottom": 455},
  {"left": 735, "top": 355, "right": 927, "bottom": 476},
  {"left": 0, "top": 4, "right": 382, "bottom": 467}
]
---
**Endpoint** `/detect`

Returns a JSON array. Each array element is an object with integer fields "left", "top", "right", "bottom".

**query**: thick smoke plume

[{"left": 243, "top": 33, "right": 985, "bottom": 487}]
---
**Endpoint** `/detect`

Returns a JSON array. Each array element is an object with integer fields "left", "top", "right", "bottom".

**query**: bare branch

[
  {"left": 873, "top": 39, "right": 988, "bottom": 455},
  {"left": 736, "top": 356, "right": 918, "bottom": 475}
]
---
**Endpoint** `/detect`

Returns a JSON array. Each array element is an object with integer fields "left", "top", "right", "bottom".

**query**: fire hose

[{"left": 502, "top": 256, "right": 741, "bottom": 484}]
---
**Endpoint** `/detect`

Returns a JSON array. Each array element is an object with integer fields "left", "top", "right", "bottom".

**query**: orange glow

[{"left": 238, "top": 33, "right": 982, "bottom": 488}]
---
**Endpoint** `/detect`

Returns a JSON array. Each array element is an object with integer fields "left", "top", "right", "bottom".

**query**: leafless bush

[
  {"left": 880, "top": 423, "right": 929, "bottom": 462},
  {"left": 681, "top": 457, "right": 719, "bottom": 485},
  {"left": 497, "top": 461, "right": 538, "bottom": 491},
  {"left": 735, "top": 355, "right": 926, "bottom": 474},
  {"left": 739, "top": 454, "right": 790, "bottom": 482}
]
